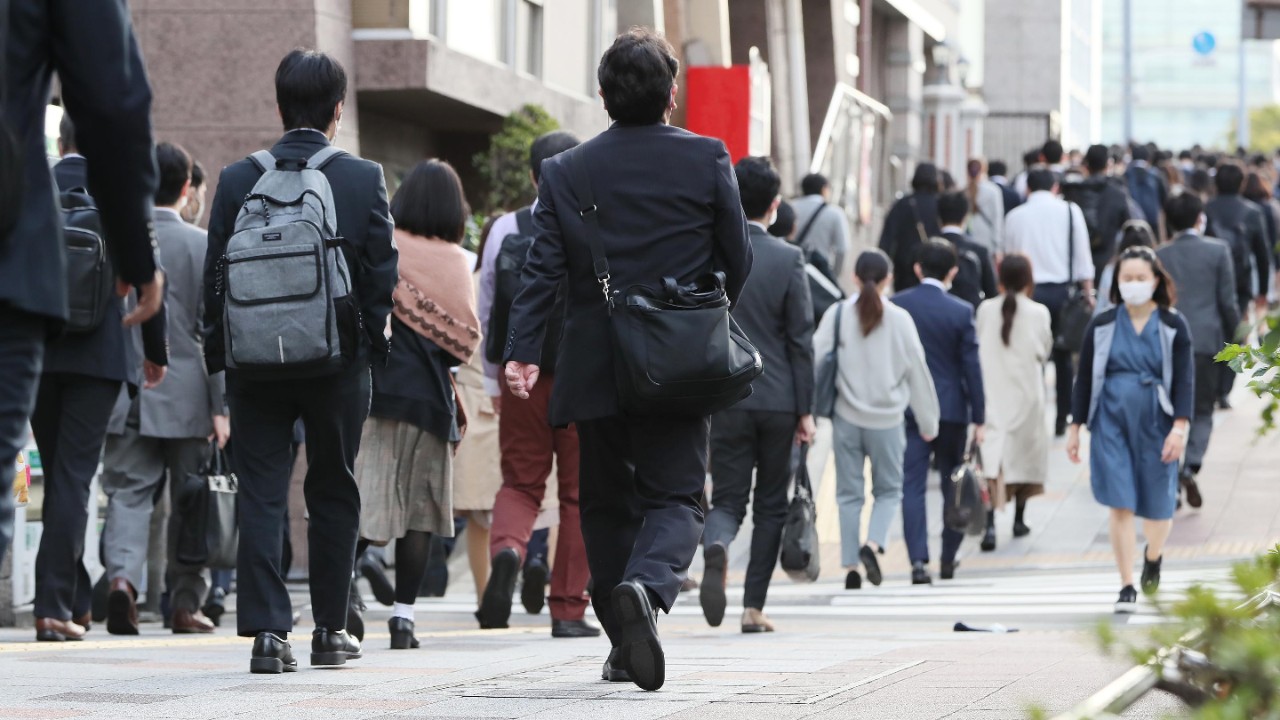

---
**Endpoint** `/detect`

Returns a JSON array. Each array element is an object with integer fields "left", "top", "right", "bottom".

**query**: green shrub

[{"left": 472, "top": 104, "right": 560, "bottom": 216}]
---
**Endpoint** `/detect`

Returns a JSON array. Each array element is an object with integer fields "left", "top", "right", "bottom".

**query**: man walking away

[
  {"left": 791, "top": 173, "right": 851, "bottom": 284},
  {"left": 1158, "top": 194, "right": 1238, "bottom": 509},
  {"left": 101, "top": 142, "right": 229, "bottom": 636},
  {"left": 700, "top": 156, "right": 814, "bottom": 634},
  {"left": 936, "top": 192, "right": 997, "bottom": 311},
  {"left": 1061, "top": 145, "right": 1132, "bottom": 285},
  {"left": 880, "top": 164, "right": 942, "bottom": 293},
  {"left": 1004, "top": 169, "right": 1096, "bottom": 436},
  {"left": 203, "top": 50, "right": 398, "bottom": 674},
  {"left": 502, "top": 29, "right": 751, "bottom": 691},
  {"left": 1125, "top": 145, "right": 1167, "bottom": 233},
  {"left": 988, "top": 160, "right": 1021, "bottom": 216},
  {"left": 893, "top": 240, "right": 985, "bottom": 585}
]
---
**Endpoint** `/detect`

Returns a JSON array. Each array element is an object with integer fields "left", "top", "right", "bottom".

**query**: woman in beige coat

[{"left": 975, "top": 254, "right": 1053, "bottom": 551}]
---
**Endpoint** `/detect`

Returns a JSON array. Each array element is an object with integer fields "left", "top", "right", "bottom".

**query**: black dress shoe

[
  {"left": 202, "top": 587, "right": 226, "bottom": 627},
  {"left": 477, "top": 548, "right": 519, "bottom": 629},
  {"left": 311, "top": 628, "right": 362, "bottom": 666},
  {"left": 1012, "top": 520, "right": 1031, "bottom": 538},
  {"left": 859, "top": 545, "right": 883, "bottom": 586},
  {"left": 389, "top": 617, "right": 419, "bottom": 649},
  {"left": 358, "top": 551, "right": 395, "bottom": 607},
  {"left": 250, "top": 632, "right": 297, "bottom": 674},
  {"left": 552, "top": 618, "right": 602, "bottom": 638},
  {"left": 521, "top": 560, "right": 549, "bottom": 615},
  {"left": 940, "top": 561, "right": 959, "bottom": 581},
  {"left": 612, "top": 581, "right": 665, "bottom": 691},
  {"left": 844, "top": 570, "right": 862, "bottom": 590},
  {"left": 602, "top": 647, "right": 631, "bottom": 682},
  {"left": 911, "top": 562, "right": 932, "bottom": 585},
  {"left": 980, "top": 524, "right": 997, "bottom": 552},
  {"left": 1179, "top": 468, "right": 1203, "bottom": 509},
  {"left": 699, "top": 542, "right": 727, "bottom": 627}
]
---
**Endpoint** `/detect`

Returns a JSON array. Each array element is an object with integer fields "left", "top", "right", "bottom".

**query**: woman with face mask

[{"left": 1066, "top": 246, "right": 1193, "bottom": 614}]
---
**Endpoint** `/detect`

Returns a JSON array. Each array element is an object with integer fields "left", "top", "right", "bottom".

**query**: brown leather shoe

[
  {"left": 74, "top": 612, "right": 92, "bottom": 632},
  {"left": 35, "top": 617, "right": 86, "bottom": 642},
  {"left": 171, "top": 608, "right": 215, "bottom": 634},
  {"left": 106, "top": 578, "right": 139, "bottom": 636},
  {"left": 741, "top": 608, "right": 775, "bottom": 634}
]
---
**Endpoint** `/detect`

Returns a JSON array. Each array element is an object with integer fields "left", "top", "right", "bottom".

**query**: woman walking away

[
  {"left": 975, "top": 254, "right": 1052, "bottom": 552},
  {"left": 813, "top": 250, "right": 939, "bottom": 589},
  {"left": 1067, "top": 246, "right": 1192, "bottom": 614},
  {"left": 353, "top": 160, "right": 482, "bottom": 649}
]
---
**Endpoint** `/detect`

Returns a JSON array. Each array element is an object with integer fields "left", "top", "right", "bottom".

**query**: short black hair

[
  {"left": 912, "top": 163, "right": 939, "bottom": 193},
  {"left": 1027, "top": 168, "right": 1057, "bottom": 193},
  {"left": 1042, "top": 139, "right": 1064, "bottom": 164},
  {"left": 389, "top": 159, "right": 470, "bottom": 244},
  {"left": 59, "top": 112, "right": 77, "bottom": 153},
  {"left": 275, "top": 49, "right": 347, "bottom": 132},
  {"left": 1179, "top": 150, "right": 1193, "bottom": 161},
  {"left": 735, "top": 156, "right": 781, "bottom": 220},
  {"left": 1131, "top": 144, "right": 1152, "bottom": 163},
  {"left": 936, "top": 192, "right": 969, "bottom": 226},
  {"left": 988, "top": 160, "right": 1008, "bottom": 177},
  {"left": 1084, "top": 144, "right": 1109, "bottom": 174},
  {"left": 154, "top": 142, "right": 192, "bottom": 207},
  {"left": 597, "top": 28, "right": 679, "bottom": 125},
  {"left": 190, "top": 160, "right": 205, "bottom": 189},
  {"left": 917, "top": 237, "right": 958, "bottom": 280},
  {"left": 769, "top": 200, "right": 796, "bottom": 239},
  {"left": 1023, "top": 148, "right": 1040, "bottom": 168},
  {"left": 1215, "top": 163, "right": 1245, "bottom": 195},
  {"left": 529, "top": 131, "right": 580, "bottom": 184},
  {"left": 800, "top": 173, "right": 829, "bottom": 196},
  {"left": 1164, "top": 192, "right": 1203, "bottom": 233}
]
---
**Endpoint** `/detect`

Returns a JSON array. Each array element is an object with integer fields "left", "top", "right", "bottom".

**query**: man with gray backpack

[{"left": 202, "top": 49, "right": 398, "bottom": 674}]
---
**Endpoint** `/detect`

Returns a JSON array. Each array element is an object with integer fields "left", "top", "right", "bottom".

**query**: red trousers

[{"left": 490, "top": 375, "right": 589, "bottom": 620}]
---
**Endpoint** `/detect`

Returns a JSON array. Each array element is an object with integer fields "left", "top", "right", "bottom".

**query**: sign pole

[{"left": 1122, "top": 0, "right": 1133, "bottom": 145}]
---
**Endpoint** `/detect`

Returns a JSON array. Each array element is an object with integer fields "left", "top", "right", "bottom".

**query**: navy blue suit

[{"left": 892, "top": 282, "right": 985, "bottom": 567}]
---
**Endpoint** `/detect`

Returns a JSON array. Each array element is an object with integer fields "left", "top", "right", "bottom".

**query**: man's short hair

[
  {"left": 1215, "top": 163, "right": 1245, "bottom": 195},
  {"left": 1164, "top": 193, "right": 1203, "bottom": 233},
  {"left": 1084, "top": 144, "right": 1109, "bottom": 174},
  {"left": 59, "top": 112, "right": 77, "bottom": 153},
  {"left": 154, "top": 142, "right": 192, "bottom": 207},
  {"left": 1042, "top": 139, "right": 1064, "bottom": 164},
  {"left": 529, "top": 131, "right": 580, "bottom": 184},
  {"left": 597, "top": 28, "right": 679, "bottom": 125},
  {"left": 917, "top": 238, "right": 958, "bottom": 280},
  {"left": 1023, "top": 148, "right": 1041, "bottom": 168},
  {"left": 1178, "top": 150, "right": 1193, "bottom": 161},
  {"left": 1131, "top": 144, "right": 1152, "bottom": 163},
  {"left": 735, "top": 156, "right": 781, "bottom": 220},
  {"left": 769, "top": 200, "right": 796, "bottom": 239},
  {"left": 936, "top": 192, "right": 969, "bottom": 226},
  {"left": 911, "top": 163, "right": 939, "bottom": 193},
  {"left": 988, "top": 160, "right": 1008, "bottom": 178},
  {"left": 190, "top": 160, "right": 205, "bottom": 189},
  {"left": 275, "top": 49, "right": 347, "bottom": 132},
  {"left": 800, "top": 173, "right": 829, "bottom": 196},
  {"left": 1026, "top": 168, "right": 1057, "bottom": 193}
]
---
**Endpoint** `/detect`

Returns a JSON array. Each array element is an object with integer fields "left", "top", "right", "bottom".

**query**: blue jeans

[{"left": 832, "top": 417, "right": 906, "bottom": 567}]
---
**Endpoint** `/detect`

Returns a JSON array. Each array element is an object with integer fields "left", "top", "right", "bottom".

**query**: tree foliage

[
  {"left": 1227, "top": 105, "right": 1280, "bottom": 154},
  {"left": 472, "top": 104, "right": 560, "bottom": 215},
  {"left": 1215, "top": 311, "right": 1280, "bottom": 435}
]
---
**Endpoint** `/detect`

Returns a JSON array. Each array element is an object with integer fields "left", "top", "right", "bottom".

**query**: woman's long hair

[
  {"left": 854, "top": 249, "right": 892, "bottom": 336},
  {"left": 998, "top": 254, "right": 1034, "bottom": 346},
  {"left": 965, "top": 158, "right": 985, "bottom": 220}
]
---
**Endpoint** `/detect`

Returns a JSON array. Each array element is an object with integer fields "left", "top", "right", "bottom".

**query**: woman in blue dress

[{"left": 1066, "top": 246, "right": 1193, "bottom": 614}]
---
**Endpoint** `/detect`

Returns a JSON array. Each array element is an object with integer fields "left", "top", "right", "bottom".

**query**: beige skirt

[
  {"left": 354, "top": 417, "right": 454, "bottom": 544},
  {"left": 451, "top": 361, "right": 502, "bottom": 511}
]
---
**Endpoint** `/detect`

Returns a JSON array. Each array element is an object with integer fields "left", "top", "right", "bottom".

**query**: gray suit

[
  {"left": 1156, "top": 231, "right": 1239, "bottom": 469},
  {"left": 101, "top": 209, "right": 224, "bottom": 611}
]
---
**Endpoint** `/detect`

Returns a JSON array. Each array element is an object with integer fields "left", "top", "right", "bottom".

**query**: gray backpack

[{"left": 221, "top": 147, "right": 359, "bottom": 373}]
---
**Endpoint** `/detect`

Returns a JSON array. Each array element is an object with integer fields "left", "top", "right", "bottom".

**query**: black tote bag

[
  {"left": 780, "top": 444, "right": 821, "bottom": 582},
  {"left": 176, "top": 443, "right": 239, "bottom": 569}
]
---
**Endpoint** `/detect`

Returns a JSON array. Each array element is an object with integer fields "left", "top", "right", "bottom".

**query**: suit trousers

[
  {"left": 227, "top": 362, "right": 370, "bottom": 637},
  {"left": 30, "top": 373, "right": 121, "bottom": 620},
  {"left": 1187, "top": 354, "right": 1218, "bottom": 470},
  {"left": 704, "top": 409, "right": 795, "bottom": 611},
  {"left": 101, "top": 400, "right": 211, "bottom": 611},
  {"left": 901, "top": 418, "right": 967, "bottom": 566},
  {"left": 0, "top": 306, "right": 45, "bottom": 566},
  {"left": 1033, "top": 283, "right": 1074, "bottom": 424},
  {"left": 489, "top": 376, "right": 589, "bottom": 621},
  {"left": 576, "top": 413, "right": 709, "bottom": 647}
]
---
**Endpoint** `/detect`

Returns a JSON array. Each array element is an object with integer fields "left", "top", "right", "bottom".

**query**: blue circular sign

[{"left": 1193, "top": 31, "right": 1216, "bottom": 56}]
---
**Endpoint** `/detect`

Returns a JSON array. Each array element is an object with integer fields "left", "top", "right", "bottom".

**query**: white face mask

[{"left": 1118, "top": 280, "right": 1156, "bottom": 307}]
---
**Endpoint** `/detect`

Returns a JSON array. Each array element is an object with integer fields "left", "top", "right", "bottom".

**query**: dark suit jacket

[
  {"left": 892, "top": 282, "right": 985, "bottom": 425},
  {"left": 940, "top": 230, "right": 997, "bottom": 311},
  {"left": 202, "top": 129, "right": 399, "bottom": 376},
  {"left": 994, "top": 180, "right": 1021, "bottom": 216},
  {"left": 45, "top": 157, "right": 167, "bottom": 387},
  {"left": 1156, "top": 232, "right": 1240, "bottom": 357},
  {"left": 503, "top": 123, "right": 752, "bottom": 426},
  {"left": 730, "top": 225, "right": 814, "bottom": 415},
  {"left": 1205, "top": 194, "right": 1273, "bottom": 305},
  {"left": 2, "top": 0, "right": 159, "bottom": 322},
  {"left": 880, "top": 192, "right": 941, "bottom": 293}
]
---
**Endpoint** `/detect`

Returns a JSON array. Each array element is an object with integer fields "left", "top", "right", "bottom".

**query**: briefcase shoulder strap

[{"left": 565, "top": 145, "right": 613, "bottom": 310}]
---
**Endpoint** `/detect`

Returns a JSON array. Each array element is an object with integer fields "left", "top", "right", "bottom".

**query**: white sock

[{"left": 392, "top": 602, "right": 414, "bottom": 621}]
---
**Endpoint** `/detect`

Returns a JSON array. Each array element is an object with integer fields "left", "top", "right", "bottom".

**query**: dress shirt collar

[
  {"left": 991, "top": 175, "right": 1008, "bottom": 185},
  {"left": 1027, "top": 190, "right": 1057, "bottom": 203},
  {"left": 283, "top": 128, "right": 330, "bottom": 143},
  {"left": 940, "top": 225, "right": 965, "bottom": 235},
  {"left": 62, "top": 153, "right": 86, "bottom": 161},
  {"left": 920, "top": 278, "right": 948, "bottom": 291},
  {"left": 748, "top": 220, "right": 771, "bottom": 233},
  {"left": 154, "top": 207, "right": 184, "bottom": 223}
]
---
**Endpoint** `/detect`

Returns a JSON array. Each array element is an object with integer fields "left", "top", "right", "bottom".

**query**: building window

[
  {"left": 430, "top": 0, "right": 447, "bottom": 40},
  {"left": 518, "top": 0, "right": 544, "bottom": 78}
]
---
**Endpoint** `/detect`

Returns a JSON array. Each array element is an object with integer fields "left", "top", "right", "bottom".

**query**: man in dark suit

[
  {"left": 1157, "top": 193, "right": 1238, "bottom": 509},
  {"left": 699, "top": 156, "right": 813, "bottom": 634},
  {"left": 1060, "top": 145, "right": 1132, "bottom": 284},
  {"left": 503, "top": 29, "right": 751, "bottom": 691},
  {"left": 0, "top": 0, "right": 165, "bottom": 581},
  {"left": 892, "top": 239, "right": 985, "bottom": 585},
  {"left": 936, "top": 192, "right": 997, "bottom": 310},
  {"left": 880, "top": 163, "right": 942, "bottom": 293},
  {"left": 202, "top": 50, "right": 398, "bottom": 674},
  {"left": 988, "top": 160, "right": 1022, "bottom": 216}
]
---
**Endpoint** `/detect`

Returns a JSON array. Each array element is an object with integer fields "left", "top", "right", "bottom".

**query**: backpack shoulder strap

[
  {"left": 795, "top": 203, "right": 828, "bottom": 247},
  {"left": 515, "top": 206, "right": 534, "bottom": 236},
  {"left": 307, "top": 146, "right": 348, "bottom": 171},
  {"left": 248, "top": 151, "right": 276, "bottom": 174}
]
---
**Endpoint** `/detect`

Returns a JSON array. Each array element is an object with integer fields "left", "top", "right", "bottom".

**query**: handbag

[
  {"left": 944, "top": 442, "right": 991, "bottom": 537},
  {"left": 566, "top": 146, "right": 763, "bottom": 417},
  {"left": 1056, "top": 202, "right": 1093, "bottom": 353},
  {"left": 176, "top": 443, "right": 239, "bottom": 569},
  {"left": 780, "top": 444, "right": 821, "bottom": 582},
  {"left": 813, "top": 302, "right": 843, "bottom": 418}
]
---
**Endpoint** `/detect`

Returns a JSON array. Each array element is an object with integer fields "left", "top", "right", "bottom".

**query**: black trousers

[
  {"left": 0, "top": 306, "right": 45, "bottom": 566},
  {"left": 704, "top": 409, "right": 794, "bottom": 610},
  {"left": 227, "top": 362, "right": 370, "bottom": 638},
  {"left": 576, "top": 413, "right": 709, "bottom": 647},
  {"left": 902, "top": 418, "right": 967, "bottom": 565},
  {"left": 30, "top": 372, "right": 121, "bottom": 620},
  {"left": 1033, "top": 282, "right": 1075, "bottom": 424}
]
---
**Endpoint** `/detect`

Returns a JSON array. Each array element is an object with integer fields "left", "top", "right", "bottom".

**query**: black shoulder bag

[
  {"left": 566, "top": 146, "right": 762, "bottom": 417},
  {"left": 1056, "top": 202, "right": 1093, "bottom": 353},
  {"left": 780, "top": 443, "right": 821, "bottom": 582}
]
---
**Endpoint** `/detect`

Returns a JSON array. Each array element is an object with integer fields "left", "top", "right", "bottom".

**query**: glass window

[{"left": 517, "top": 0, "right": 544, "bottom": 78}]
